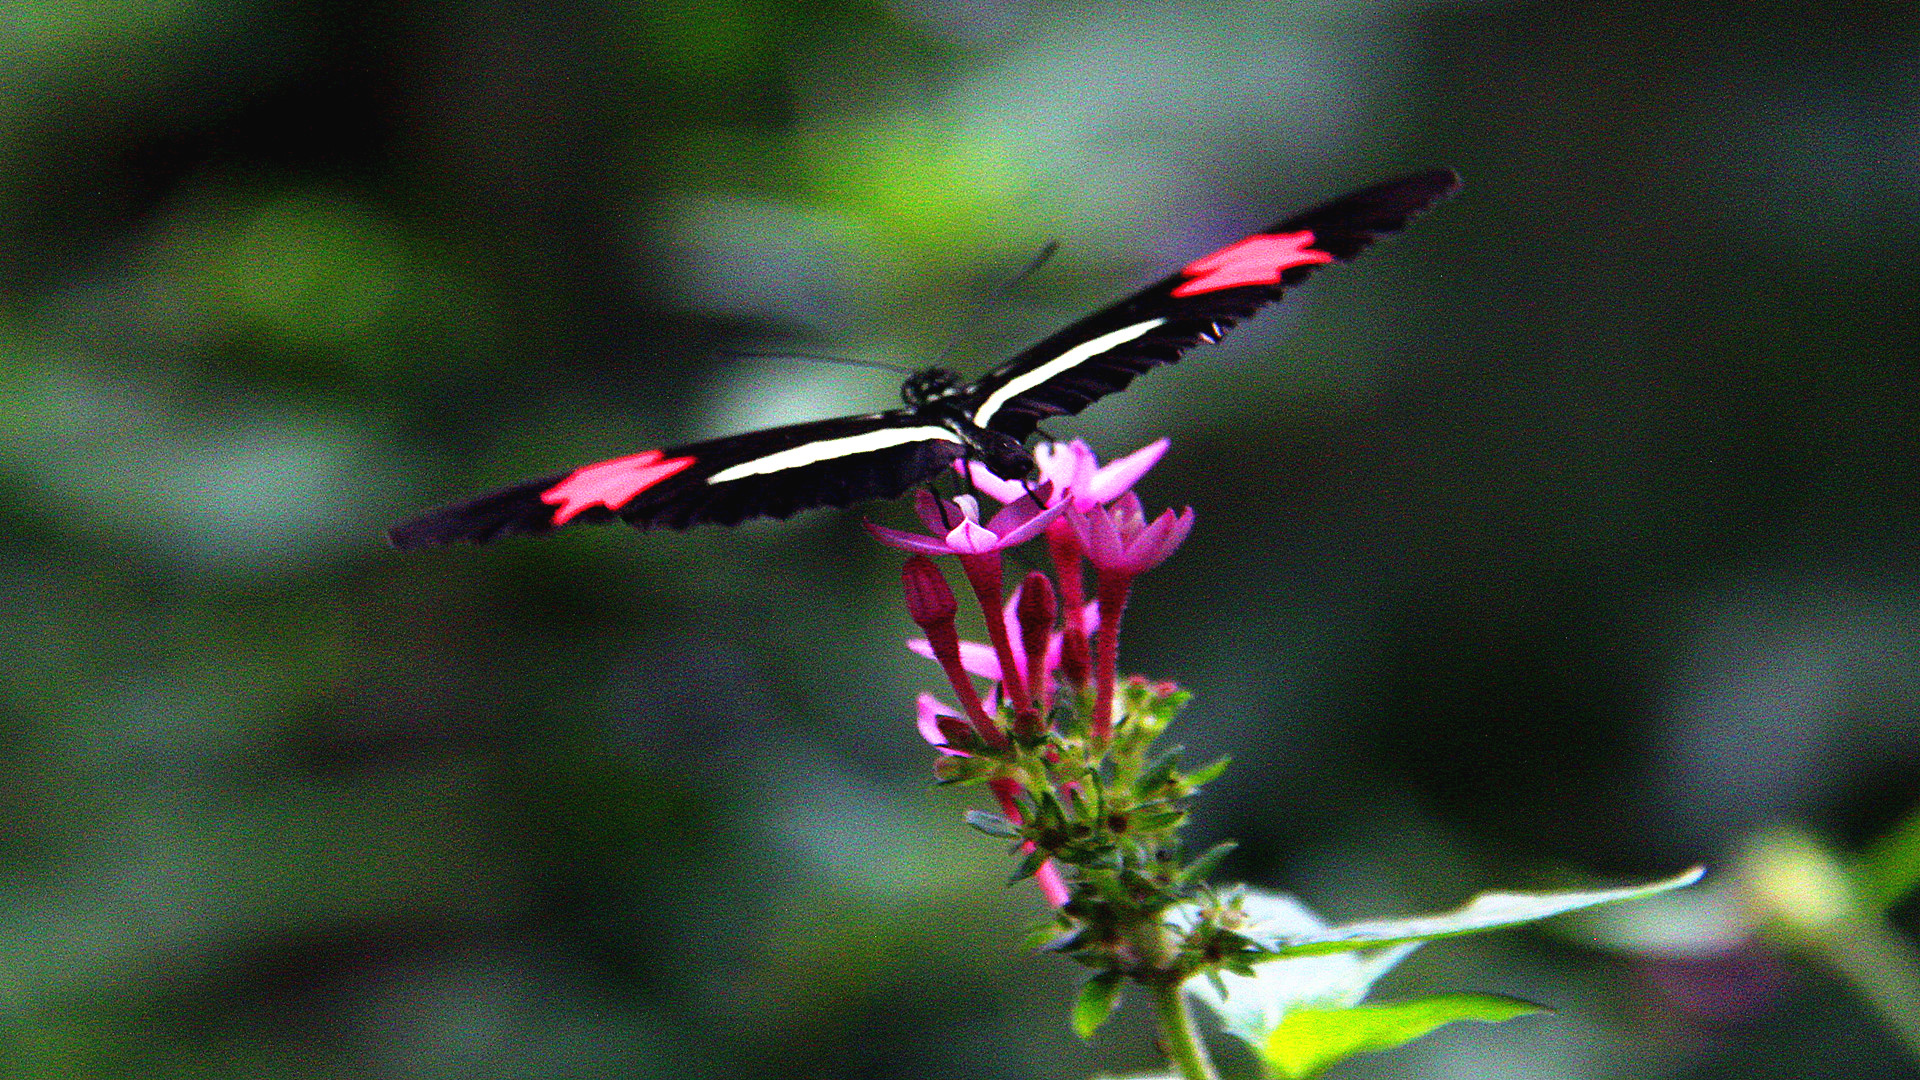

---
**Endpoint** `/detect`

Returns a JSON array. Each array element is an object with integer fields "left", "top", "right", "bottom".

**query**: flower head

[
  {"left": 1071, "top": 493, "right": 1195, "bottom": 577},
  {"left": 866, "top": 489, "right": 1064, "bottom": 556},
  {"left": 963, "top": 437, "right": 1170, "bottom": 512}
]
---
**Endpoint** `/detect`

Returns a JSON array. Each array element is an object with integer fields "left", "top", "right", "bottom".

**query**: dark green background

[{"left": 3, "top": 2, "right": 1916, "bottom": 1076}]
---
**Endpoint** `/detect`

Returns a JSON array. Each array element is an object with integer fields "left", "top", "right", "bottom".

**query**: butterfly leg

[
  {"left": 923, "top": 460, "right": 967, "bottom": 530},
  {"left": 1017, "top": 476, "right": 1048, "bottom": 512}
]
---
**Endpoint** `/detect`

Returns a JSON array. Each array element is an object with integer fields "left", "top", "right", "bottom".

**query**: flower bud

[
  {"left": 901, "top": 555, "right": 958, "bottom": 627},
  {"left": 1016, "top": 571, "right": 1057, "bottom": 641}
]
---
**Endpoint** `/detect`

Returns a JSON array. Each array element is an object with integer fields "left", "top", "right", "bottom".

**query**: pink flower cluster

[{"left": 867, "top": 439, "right": 1194, "bottom": 906}]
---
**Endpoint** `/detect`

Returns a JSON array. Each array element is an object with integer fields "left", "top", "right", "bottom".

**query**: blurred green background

[{"left": 3, "top": 1, "right": 1918, "bottom": 1077}]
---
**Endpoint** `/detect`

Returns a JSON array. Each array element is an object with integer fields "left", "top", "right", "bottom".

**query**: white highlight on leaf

[
  {"left": 1179, "top": 891, "right": 1420, "bottom": 1044},
  {"left": 705, "top": 425, "right": 964, "bottom": 484},
  {"left": 969, "top": 317, "right": 1166, "bottom": 430}
]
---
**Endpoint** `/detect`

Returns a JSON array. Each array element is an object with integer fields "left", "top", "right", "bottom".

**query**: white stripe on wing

[
  {"left": 969, "top": 317, "right": 1166, "bottom": 430},
  {"left": 705, "top": 425, "right": 965, "bottom": 484}
]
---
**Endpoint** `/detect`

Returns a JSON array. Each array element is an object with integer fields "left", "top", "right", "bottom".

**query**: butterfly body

[{"left": 390, "top": 169, "right": 1460, "bottom": 549}]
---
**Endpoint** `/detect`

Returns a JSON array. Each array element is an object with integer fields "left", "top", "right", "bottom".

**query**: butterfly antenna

[
  {"left": 932, "top": 239, "right": 1062, "bottom": 368},
  {"left": 714, "top": 349, "right": 918, "bottom": 378}
]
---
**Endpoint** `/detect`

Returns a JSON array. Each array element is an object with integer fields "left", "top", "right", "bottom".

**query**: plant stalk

[
  {"left": 1817, "top": 913, "right": 1920, "bottom": 1064},
  {"left": 1152, "top": 980, "right": 1219, "bottom": 1080}
]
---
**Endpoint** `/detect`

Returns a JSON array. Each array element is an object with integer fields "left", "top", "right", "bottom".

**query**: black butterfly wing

[
  {"left": 388, "top": 410, "right": 970, "bottom": 548},
  {"left": 961, "top": 168, "right": 1461, "bottom": 440},
  {"left": 392, "top": 170, "right": 1459, "bottom": 549}
]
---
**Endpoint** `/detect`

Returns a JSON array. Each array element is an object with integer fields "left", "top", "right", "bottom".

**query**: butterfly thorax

[
  {"left": 909, "top": 395, "right": 1034, "bottom": 482},
  {"left": 969, "top": 426, "right": 1036, "bottom": 483},
  {"left": 901, "top": 367, "right": 1032, "bottom": 479},
  {"left": 900, "top": 367, "right": 966, "bottom": 409}
]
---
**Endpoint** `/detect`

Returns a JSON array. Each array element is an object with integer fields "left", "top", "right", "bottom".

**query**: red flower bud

[
  {"left": 1016, "top": 571, "right": 1058, "bottom": 721},
  {"left": 901, "top": 555, "right": 957, "bottom": 627},
  {"left": 1016, "top": 571, "right": 1057, "bottom": 640}
]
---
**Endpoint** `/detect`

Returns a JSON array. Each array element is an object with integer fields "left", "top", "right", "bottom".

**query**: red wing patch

[
  {"left": 542, "top": 450, "right": 698, "bottom": 525},
  {"left": 1171, "top": 230, "right": 1335, "bottom": 297}
]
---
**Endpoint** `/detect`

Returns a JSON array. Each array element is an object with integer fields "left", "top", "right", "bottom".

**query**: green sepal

[
  {"left": 1086, "top": 869, "right": 1131, "bottom": 903},
  {"left": 1071, "top": 972, "right": 1125, "bottom": 1040},
  {"left": 1033, "top": 789, "right": 1067, "bottom": 829},
  {"left": 1205, "top": 969, "right": 1230, "bottom": 1000},
  {"left": 1134, "top": 749, "right": 1183, "bottom": 796},
  {"left": 1131, "top": 807, "right": 1188, "bottom": 833},
  {"left": 1008, "top": 847, "right": 1050, "bottom": 885},
  {"left": 964, "top": 810, "right": 1022, "bottom": 838},
  {"left": 1180, "top": 754, "right": 1232, "bottom": 791},
  {"left": 1037, "top": 925, "right": 1090, "bottom": 953}
]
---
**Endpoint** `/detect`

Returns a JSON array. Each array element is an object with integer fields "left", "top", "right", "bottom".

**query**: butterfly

[{"left": 388, "top": 169, "right": 1460, "bottom": 549}]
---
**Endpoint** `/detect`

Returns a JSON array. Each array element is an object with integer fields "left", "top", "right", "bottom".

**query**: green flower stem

[
  {"left": 1813, "top": 914, "right": 1920, "bottom": 1063},
  {"left": 1744, "top": 830, "right": 1920, "bottom": 1064},
  {"left": 1153, "top": 981, "right": 1219, "bottom": 1080}
]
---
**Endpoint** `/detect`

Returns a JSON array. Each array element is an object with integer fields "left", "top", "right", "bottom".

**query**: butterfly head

[
  {"left": 900, "top": 367, "right": 966, "bottom": 409},
  {"left": 972, "top": 426, "right": 1035, "bottom": 484}
]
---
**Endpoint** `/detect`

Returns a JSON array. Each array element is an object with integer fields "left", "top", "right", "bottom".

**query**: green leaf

[
  {"left": 1072, "top": 972, "right": 1124, "bottom": 1039},
  {"left": 1173, "top": 840, "right": 1239, "bottom": 892},
  {"left": 1131, "top": 807, "right": 1188, "bottom": 833},
  {"left": 1186, "top": 872, "right": 1701, "bottom": 1049},
  {"left": 1257, "top": 994, "right": 1545, "bottom": 1079},
  {"left": 1036, "top": 925, "right": 1089, "bottom": 953},
  {"left": 1249, "top": 867, "right": 1705, "bottom": 958},
  {"left": 964, "top": 810, "right": 1020, "bottom": 838},
  {"left": 1559, "top": 877, "right": 1749, "bottom": 956},
  {"left": 1181, "top": 754, "right": 1232, "bottom": 791},
  {"left": 1855, "top": 806, "right": 1920, "bottom": 913}
]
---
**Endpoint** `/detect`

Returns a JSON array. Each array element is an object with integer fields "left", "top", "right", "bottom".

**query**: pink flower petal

[
  {"left": 1034, "top": 440, "right": 1097, "bottom": 493},
  {"left": 1081, "top": 438, "right": 1170, "bottom": 507},
  {"left": 865, "top": 520, "right": 966, "bottom": 556},
  {"left": 944, "top": 517, "right": 1003, "bottom": 554},
  {"left": 1134, "top": 507, "right": 1181, "bottom": 552},
  {"left": 1070, "top": 503, "right": 1124, "bottom": 569},
  {"left": 916, "top": 692, "right": 969, "bottom": 756},
  {"left": 915, "top": 490, "right": 980, "bottom": 535},
  {"left": 1161, "top": 507, "right": 1196, "bottom": 551},
  {"left": 1120, "top": 507, "right": 1194, "bottom": 574},
  {"left": 955, "top": 640, "right": 1001, "bottom": 680},
  {"left": 1035, "top": 860, "right": 1071, "bottom": 907},
  {"left": 988, "top": 499, "right": 1068, "bottom": 549},
  {"left": 958, "top": 459, "right": 1031, "bottom": 506},
  {"left": 906, "top": 635, "right": 1007, "bottom": 682},
  {"left": 984, "top": 489, "right": 1043, "bottom": 534}
]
